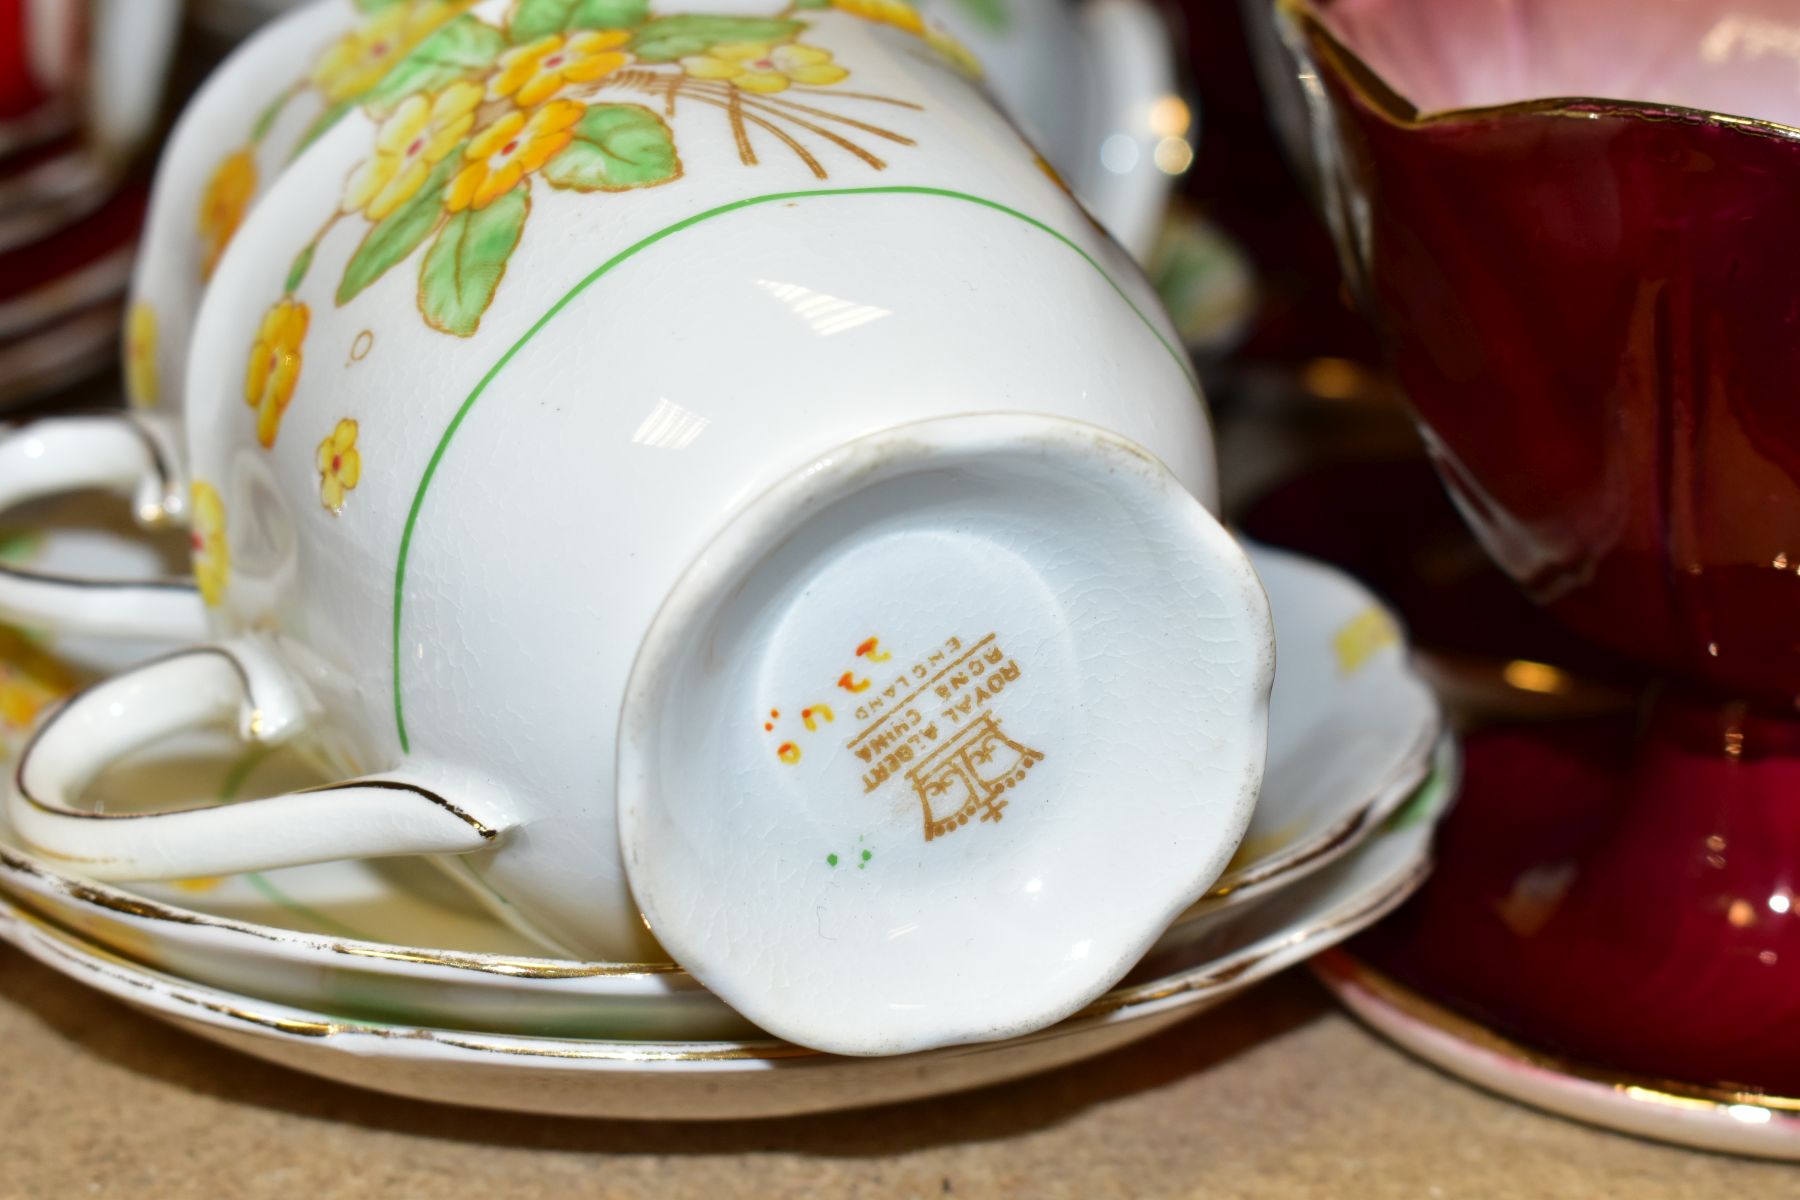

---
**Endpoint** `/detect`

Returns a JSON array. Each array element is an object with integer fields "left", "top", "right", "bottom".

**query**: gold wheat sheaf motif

[
  {"left": 211, "top": 0, "right": 954, "bottom": 479},
  {"left": 909, "top": 713, "right": 1044, "bottom": 841},
  {"left": 608, "top": 68, "right": 920, "bottom": 178}
]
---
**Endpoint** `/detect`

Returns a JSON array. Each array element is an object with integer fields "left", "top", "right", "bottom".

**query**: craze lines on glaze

[{"left": 389, "top": 185, "right": 1198, "bottom": 752}]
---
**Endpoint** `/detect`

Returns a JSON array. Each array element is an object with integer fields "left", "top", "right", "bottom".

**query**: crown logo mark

[{"left": 907, "top": 712, "right": 1044, "bottom": 841}]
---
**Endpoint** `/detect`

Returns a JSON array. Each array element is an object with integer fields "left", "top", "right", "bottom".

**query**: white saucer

[
  {"left": 0, "top": 535, "right": 1438, "bottom": 1040},
  {"left": 0, "top": 748, "right": 1453, "bottom": 1120}
]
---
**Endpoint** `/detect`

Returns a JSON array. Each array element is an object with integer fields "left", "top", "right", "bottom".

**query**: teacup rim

[
  {"left": 0, "top": 758, "right": 1431, "bottom": 986},
  {"left": 0, "top": 752, "right": 1451, "bottom": 1063},
  {"left": 0, "top": 540, "right": 1440, "bottom": 987},
  {"left": 1280, "top": 0, "right": 1800, "bottom": 144}
]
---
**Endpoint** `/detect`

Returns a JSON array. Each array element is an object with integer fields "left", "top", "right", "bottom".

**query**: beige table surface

[{"left": 0, "top": 944, "right": 1785, "bottom": 1197}]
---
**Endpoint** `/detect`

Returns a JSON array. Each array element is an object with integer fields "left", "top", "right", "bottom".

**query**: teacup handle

[
  {"left": 0, "top": 414, "right": 208, "bottom": 641},
  {"left": 8, "top": 644, "right": 504, "bottom": 880}
]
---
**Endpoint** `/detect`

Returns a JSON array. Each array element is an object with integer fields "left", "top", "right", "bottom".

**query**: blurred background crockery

[{"left": 0, "top": 0, "right": 1793, "bottom": 1190}]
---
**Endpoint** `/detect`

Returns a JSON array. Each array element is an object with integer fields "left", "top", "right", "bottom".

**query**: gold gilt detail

[{"left": 1278, "top": 0, "right": 1800, "bottom": 144}]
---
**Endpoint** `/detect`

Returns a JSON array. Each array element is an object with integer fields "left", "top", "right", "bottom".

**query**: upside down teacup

[
  {"left": 0, "top": 0, "right": 477, "bottom": 639},
  {"left": 9, "top": 0, "right": 1273, "bottom": 1055},
  {"left": 0, "top": 0, "right": 1183, "bottom": 649}
]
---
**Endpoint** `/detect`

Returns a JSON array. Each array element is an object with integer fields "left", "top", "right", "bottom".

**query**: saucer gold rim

[
  {"left": 0, "top": 850, "right": 682, "bottom": 978},
  {"left": 0, "top": 779, "right": 1448, "bottom": 1066},
  {"left": 1279, "top": 0, "right": 1800, "bottom": 145},
  {"left": 1313, "top": 949, "right": 1800, "bottom": 1116},
  {"left": 1205, "top": 726, "right": 1433, "bottom": 905},
  {"left": 0, "top": 542, "right": 1441, "bottom": 1014},
  {"left": 0, "top": 747, "right": 1431, "bottom": 986}
]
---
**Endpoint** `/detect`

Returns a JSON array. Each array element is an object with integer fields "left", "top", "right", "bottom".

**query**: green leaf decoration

[
  {"left": 336, "top": 153, "right": 460, "bottom": 306},
  {"left": 0, "top": 530, "right": 42, "bottom": 566},
  {"left": 285, "top": 243, "right": 317, "bottom": 294},
  {"left": 628, "top": 15, "right": 803, "bottom": 62},
  {"left": 540, "top": 104, "right": 680, "bottom": 192},
  {"left": 949, "top": 0, "right": 1009, "bottom": 33},
  {"left": 792, "top": 0, "right": 829, "bottom": 8},
  {"left": 418, "top": 183, "right": 529, "bottom": 337},
  {"left": 250, "top": 85, "right": 293, "bottom": 144},
  {"left": 353, "top": 0, "right": 409, "bottom": 12},
  {"left": 508, "top": 0, "right": 649, "bottom": 42},
  {"left": 294, "top": 99, "right": 355, "bottom": 157},
  {"left": 358, "top": 16, "right": 507, "bottom": 114}
]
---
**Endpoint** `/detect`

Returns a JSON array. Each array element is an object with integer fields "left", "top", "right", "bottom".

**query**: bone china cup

[
  {"left": 10, "top": 1, "right": 1273, "bottom": 1056},
  {"left": 0, "top": 0, "right": 444, "bottom": 638},
  {"left": 0, "top": 0, "right": 1184, "bottom": 645}
]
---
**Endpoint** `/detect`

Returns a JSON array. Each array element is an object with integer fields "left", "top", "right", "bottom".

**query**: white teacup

[
  {"left": 0, "top": 0, "right": 470, "bottom": 638},
  {"left": 11, "top": 1, "right": 1271, "bottom": 1054},
  {"left": 0, "top": 0, "right": 1185, "bottom": 644}
]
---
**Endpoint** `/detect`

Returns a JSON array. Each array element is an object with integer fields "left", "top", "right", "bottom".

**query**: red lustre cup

[
  {"left": 0, "top": 0, "right": 78, "bottom": 155},
  {"left": 1271, "top": 0, "right": 1800, "bottom": 1092}
]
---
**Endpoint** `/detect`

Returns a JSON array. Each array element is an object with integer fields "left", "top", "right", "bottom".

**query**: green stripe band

[{"left": 390, "top": 184, "right": 1193, "bottom": 749}]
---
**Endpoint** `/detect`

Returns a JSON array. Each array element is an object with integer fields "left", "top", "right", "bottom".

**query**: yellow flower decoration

[
  {"left": 189, "top": 481, "right": 230, "bottom": 607},
  {"left": 244, "top": 299, "right": 309, "bottom": 449},
  {"left": 316, "top": 419, "right": 363, "bottom": 514},
  {"left": 198, "top": 148, "right": 257, "bottom": 281},
  {"left": 680, "top": 41, "right": 849, "bottom": 94},
  {"left": 925, "top": 24, "right": 983, "bottom": 78},
  {"left": 831, "top": 0, "right": 924, "bottom": 35},
  {"left": 828, "top": 0, "right": 980, "bottom": 78},
  {"left": 344, "top": 81, "right": 481, "bottom": 220},
  {"left": 124, "top": 302, "right": 158, "bottom": 410},
  {"left": 446, "top": 99, "right": 582, "bottom": 212},
  {"left": 490, "top": 30, "right": 631, "bottom": 107},
  {"left": 310, "top": 0, "right": 473, "bottom": 103},
  {"left": 0, "top": 627, "right": 75, "bottom": 750}
]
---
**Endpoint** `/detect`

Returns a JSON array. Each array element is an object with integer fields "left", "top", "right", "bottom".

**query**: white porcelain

[
  {"left": 9, "top": 1, "right": 1269, "bottom": 1055},
  {"left": 0, "top": 493, "right": 190, "bottom": 692},
  {"left": 1216, "top": 540, "right": 1436, "bottom": 912},
  {"left": 920, "top": 0, "right": 1187, "bottom": 259},
  {"left": 185, "top": 0, "right": 1185, "bottom": 256},
  {"left": 614, "top": 418, "right": 1263, "bottom": 1053},
  {"left": 86, "top": 0, "right": 185, "bottom": 162},
  {"left": 0, "top": 0, "right": 1182, "bottom": 635},
  {"left": 0, "top": 539, "right": 1432, "bottom": 1040},
  {"left": 0, "top": 754, "right": 1453, "bottom": 1119},
  {"left": 1315, "top": 950, "right": 1800, "bottom": 1161},
  {"left": 0, "top": 415, "right": 196, "bottom": 637},
  {"left": 124, "top": 0, "right": 373, "bottom": 418},
  {"left": 0, "top": 0, "right": 380, "bottom": 634},
  {"left": 1069, "top": 0, "right": 1184, "bottom": 258}
]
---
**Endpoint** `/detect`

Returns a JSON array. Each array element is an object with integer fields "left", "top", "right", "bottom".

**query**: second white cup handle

[
  {"left": 0, "top": 413, "right": 208, "bottom": 641},
  {"left": 8, "top": 645, "right": 504, "bottom": 881}
]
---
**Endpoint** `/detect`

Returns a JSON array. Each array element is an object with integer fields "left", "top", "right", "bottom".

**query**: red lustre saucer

[
  {"left": 1314, "top": 949, "right": 1800, "bottom": 1158},
  {"left": 1240, "top": 456, "right": 1800, "bottom": 1102},
  {"left": 1352, "top": 713, "right": 1800, "bottom": 1095}
]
